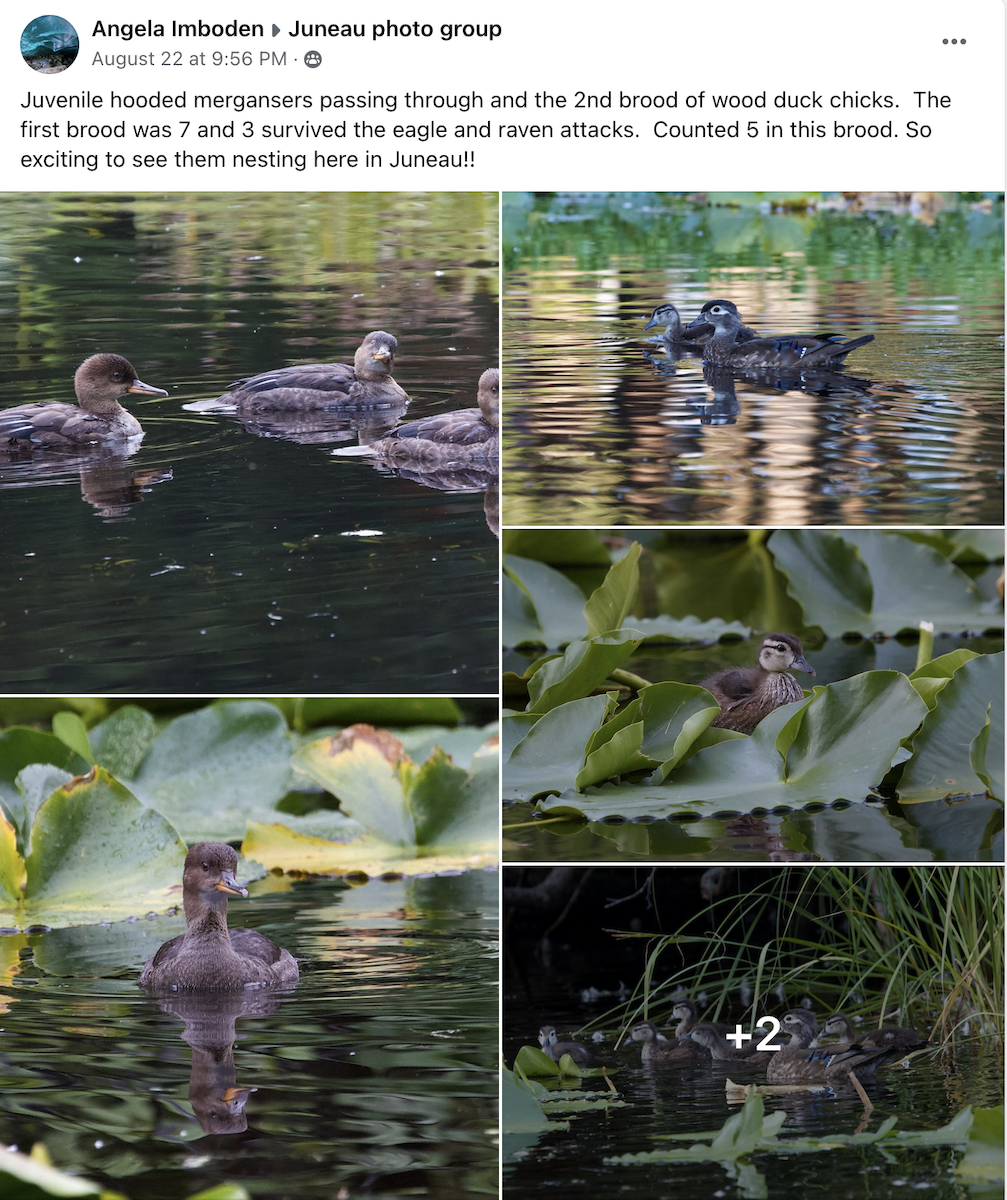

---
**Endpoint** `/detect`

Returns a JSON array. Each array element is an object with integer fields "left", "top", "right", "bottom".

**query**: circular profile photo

[{"left": 21, "top": 15, "right": 79, "bottom": 73}]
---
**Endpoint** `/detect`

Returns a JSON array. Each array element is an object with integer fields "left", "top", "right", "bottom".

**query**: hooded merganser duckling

[
  {"left": 694, "top": 301, "right": 874, "bottom": 370},
  {"left": 630, "top": 1019, "right": 706, "bottom": 1063},
  {"left": 820, "top": 1013, "right": 927, "bottom": 1053},
  {"left": 538, "top": 1024, "right": 592, "bottom": 1066},
  {"left": 139, "top": 842, "right": 299, "bottom": 992},
  {"left": 701, "top": 633, "right": 815, "bottom": 734},
  {"left": 766, "top": 1010, "right": 901, "bottom": 1083},
  {"left": 646, "top": 299, "right": 759, "bottom": 348},
  {"left": 218, "top": 331, "right": 407, "bottom": 412},
  {"left": 368, "top": 367, "right": 499, "bottom": 467},
  {"left": 0, "top": 353, "right": 167, "bottom": 450}
]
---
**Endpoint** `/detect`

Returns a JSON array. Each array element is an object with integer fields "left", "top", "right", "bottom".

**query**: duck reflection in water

[
  {"left": 0, "top": 448, "right": 172, "bottom": 520},
  {"left": 185, "top": 393, "right": 410, "bottom": 447}
]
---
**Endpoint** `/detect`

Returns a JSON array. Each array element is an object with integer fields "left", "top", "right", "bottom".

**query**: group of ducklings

[
  {"left": 0, "top": 332, "right": 499, "bottom": 472},
  {"left": 540, "top": 999, "right": 927, "bottom": 1085},
  {"left": 643, "top": 298, "right": 874, "bottom": 371}
]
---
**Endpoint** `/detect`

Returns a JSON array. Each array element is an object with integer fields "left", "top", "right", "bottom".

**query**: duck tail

[{"left": 800, "top": 333, "right": 875, "bottom": 368}]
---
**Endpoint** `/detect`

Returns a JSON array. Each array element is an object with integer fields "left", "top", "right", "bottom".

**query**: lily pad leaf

[
  {"left": 630, "top": 615, "right": 751, "bottom": 643},
  {"left": 527, "top": 633, "right": 643, "bottom": 714},
  {"left": 770, "top": 529, "right": 997, "bottom": 635},
  {"left": 504, "top": 695, "right": 610, "bottom": 801},
  {"left": 89, "top": 704, "right": 158, "bottom": 780},
  {"left": 898, "top": 652, "right": 1004, "bottom": 801},
  {"left": 637, "top": 683, "right": 722, "bottom": 780},
  {"left": 51, "top": 712, "right": 93, "bottom": 765},
  {"left": 584, "top": 542, "right": 641, "bottom": 639},
  {"left": 14, "top": 764, "right": 73, "bottom": 854},
  {"left": 0, "top": 766, "right": 187, "bottom": 930},
  {"left": 910, "top": 649, "right": 981, "bottom": 709},
  {"left": 0, "top": 729, "right": 89, "bottom": 848},
  {"left": 0, "top": 808, "right": 25, "bottom": 905},
  {"left": 504, "top": 554, "right": 591, "bottom": 647}
]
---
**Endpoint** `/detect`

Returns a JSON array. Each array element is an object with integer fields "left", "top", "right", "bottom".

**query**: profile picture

[{"left": 21, "top": 14, "right": 78, "bottom": 73}]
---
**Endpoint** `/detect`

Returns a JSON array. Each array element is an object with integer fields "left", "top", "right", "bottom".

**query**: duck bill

[
  {"left": 371, "top": 348, "right": 392, "bottom": 364},
  {"left": 794, "top": 655, "right": 816, "bottom": 675},
  {"left": 127, "top": 378, "right": 169, "bottom": 397},
  {"left": 684, "top": 314, "right": 712, "bottom": 332},
  {"left": 215, "top": 870, "right": 248, "bottom": 897},
  {"left": 643, "top": 313, "right": 661, "bottom": 330}
]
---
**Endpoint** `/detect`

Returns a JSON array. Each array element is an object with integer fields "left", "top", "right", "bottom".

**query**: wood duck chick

[
  {"left": 139, "top": 842, "right": 299, "bottom": 991},
  {"left": 630, "top": 1020, "right": 707, "bottom": 1063},
  {"left": 821, "top": 1013, "right": 927, "bottom": 1053},
  {"left": 538, "top": 1025, "right": 592, "bottom": 1066},
  {"left": 696, "top": 301, "right": 874, "bottom": 370},
  {"left": 670, "top": 999, "right": 732, "bottom": 1039},
  {"left": 767, "top": 1010, "right": 901, "bottom": 1083},
  {"left": 219, "top": 331, "right": 407, "bottom": 412},
  {"left": 701, "top": 633, "right": 815, "bottom": 734},
  {"left": 682, "top": 299, "right": 761, "bottom": 345},
  {"left": 368, "top": 367, "right": 498, "bottom": 467},
  {"left": 0, "top": 353, "right": 167, "bottom": 450}
]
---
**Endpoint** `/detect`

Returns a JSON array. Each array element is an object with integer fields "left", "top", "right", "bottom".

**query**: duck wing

[
  {"left": 389, "top": 408, "right": 493, "bottom": 446},
  {"left": 0, "top": 401, "right": 79, "bottom": 445},
  {"left": 229, "top": 928, "right": 286, "bottom": 965},
  {"left": 138, "top": 932, "right": 185, "bottom": 986},
  {"left": 700, "top": 667, "right": 759, "bottom": 704}
]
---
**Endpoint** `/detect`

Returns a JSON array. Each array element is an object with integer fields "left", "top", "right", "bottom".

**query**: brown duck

[
  {"left": 218, "top": 331, "right": 407, "bottom": 412},
  {"left": 538, "top": 1024, "right": 592, "bottom": 1066},
  {"left": 821, "top": 1013, "right": 928, "bottom": 1054},
  {"left": 688, "top": 1008, "right": 815, "bottom": 1063},
  {"left": 0, "top": 353, "right": 167, "bottom": 450},
  {"left": 670, "top": 998, "right": 732, "bottom": 1039},
  {"left": 645, "top": 300, "right": 759, "bottom": 349},
  {"left": 368, "top": 367, "right": 498, "bottom": 467},
  {"left": 694, "top": 301, "right": 874, "bottom": 370},
  {"left": 766, "top": 1010, "right": 902, "bottom": 1083},
  {"left": 630, "top": 1019, "right": 707, "bottom": 1063},
  {"left": 139, "top": 842, "right": 299, "bottom": 991},
  {"left": 701, "top": 633, "right": 815, "bottom": 734}
]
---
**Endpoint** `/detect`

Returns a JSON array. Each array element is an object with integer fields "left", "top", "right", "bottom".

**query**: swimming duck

[
  {"left": 701, "top": 633, "right": 815, "bottom": 734},
  {"left": 218, "top": 331, "right": 407, "bottom": 412},
  {"left": 644, "top": 300, "right": 759, "bottom": 349},
  {"left": 368, "top": 367, "right": 499, "bottom": 467},
  {"left": 139, "top": 842, "right": 299, "bottom": 992},
  {"left": 820, "top": 1013, "right": 927, "bottom": 1053},
  {"left": 694, "top": 301, "right": 874, "bottom": 370},
  {"left": 766, "top": 1010, "right": 902, "bottom": 1083},
  {"left": 630, "top": 1019, "right": 707, "bottom": 1063},
  {"left": 0, "top": 353, "right": 167, "bottom": 450},
  {"left": 670, "top": 999, "right": 732, "bottom": 1039},
  {"left": 538, "top": 1024, "right": 592, "bottom": 1066},
  {"left": 688, "top": 1009, "right": 814, "bottom": 1062}
]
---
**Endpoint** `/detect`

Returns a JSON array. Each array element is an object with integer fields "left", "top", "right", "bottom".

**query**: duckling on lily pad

[{"left": 701, "top": 633, "right": 815, "bottom": 734}]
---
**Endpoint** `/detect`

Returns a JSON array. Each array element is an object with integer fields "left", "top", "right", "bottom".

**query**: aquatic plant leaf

[
  {"left": 527, "top": 633, "right": 643, "bottom": 714},
  {"left": 132, "top": 701, "right": 295, "bottom": 842},
  {"left": 502, "top": 1067, "right": 552, "bottom": 1133},
  {"left": 267, "top": 696, "right": 461, "bottom": 730},
  {"left": 770, "top": 529, "right": 996, "bottom": 635},
  {"left": 502, "top": 712, "right": 540, "bottom": 762},
  {"left": 504, "top": 695, "right": 610, "bottom": 800},
  {"left": 0, "top": 729, "right": 88, "bottom": 844},
  {"left": 539, "top": 673, "right": 927, "bottom": 818},
  {"left": 409, "top": 745, "right": 498, "bottom": 850},
  {"left": 638, "top": 683, "right": 722, "bottom": 780},
  {"left": 584, "top": 543, "right": 641, "bottom": 639},
  {"left": 14, "top": 769, "right": 187, "bottom": 929},
  {"left": 89, "top": 705, "right": 158, "bottom": 779},
  {"left": 910, "top": 649, "right": 980, "bottom": 709},
  {"left": 898, "top": 653, "right": 1005, "bottom": 801},
  {"left": 51, "top": 713, "right": 93, "bottom": 765},
  {"left": 504, "top": 554, "right": 590, "bottom": 646},
  {"left": 292, "top": 734, "right": 414, "bottom": 847},
  {"left": 577, "top": 722, "right": 646, "bottom": 789},
  {"left": 954, "top": 1106, "right": 1004, "bottom": 1184},
  {"left": 628, "top": 615, "right": 751, "bottom": 642},
  {"left": 0, "top": 1146, "right": 104, "bottom": 1197},
  {"left": 185, "top": 1187, "right": 251, "bottom": 1200},
  {"left": 514, "top": 1046, "right": 562, "bottom": 1076},
  {"left": 0, "top": 808, "right": 24, "bottom": 904},
  {"left": 240, "top": 821, "right": 496, "bottom": 876},
  {"left": 393, "top": 723, "right": 497, "bottom": 770},
  {"left": 14, "top": 765, "right": 73, "bottom": 853},
  {"left": 502, "top": 528, "right": 612, "bottom": 565}
]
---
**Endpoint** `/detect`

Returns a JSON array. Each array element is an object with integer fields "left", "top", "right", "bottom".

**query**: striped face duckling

[
  {"left": 538, "top": 1024, "right": 592, "bottom": 1066},
  {"left": 766, "top": 1010, "right": 902, "bottom": 1084},
  {"left": 219, "top": 331, "right": 408, "bottom": 412},
  {"left": 701, "top": 633, "right": 815, "bottom": 734},
  {"left": 822, "top": 1013, "right": 927, "bottom": 1053},
  {"left": 0, "top": 353, "right": 167, "bottom": 450},
  {"left": 139, "top": 842, "right": 299, "bottom": 992},
  {"left": 630, "top": 1019, "right": 707, "bottom": 1064},
  {"left": 368, "top": 367, "right": 499, "bottom": 468}
]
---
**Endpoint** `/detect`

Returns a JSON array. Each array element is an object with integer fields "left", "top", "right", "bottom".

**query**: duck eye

[{"left": 202, "top": 862, "right": 209, "bottom": 870}]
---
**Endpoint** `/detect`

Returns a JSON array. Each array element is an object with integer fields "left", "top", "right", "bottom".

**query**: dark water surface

[
  {"left": 0, "top": 193, "right": 499, "bottom": 691},
  {"left": 505, "top": 960, "right": 1003, "bottom": 1200},
  {"left": 0, "top": 871, "right": 498, "bottom": 1199},
  {"left": 502, "top": 193, "right": 1004, "bottom": 526}
]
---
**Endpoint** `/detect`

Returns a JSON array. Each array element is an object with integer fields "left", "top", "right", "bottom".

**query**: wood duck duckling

[
  {"left": 368, "top": 367, "right": 498, "bottom": 467},
  {"left": 821, "top": 1013, "right": 927, "bottom": 1053},
  {"left": 688, "top": 1009, "right": 815, "bottom": 1063},
  {"left": 0, "top": 353, "right": 167, "bottom": 450},
  {"left": 219, "top": 331, "right": 407, "bottom": 412},
  {"left": 766, "top": 1010, "right": 901, "bottom": 1083},
  {"left": 645, "top": 301, "right": 759, "bottom": 349},
  {"left": 701, "top": 633, "right": 815, "bottom": 734},
  {"left": 670, "top": 999, "right": 732, "bottom": 1039},
  {"left": 139, "top": 842, "right": 299, "bottom": 992},
  {"left": 630, "top": 1019, "right": 707, "bottom": 1063},
  {"left": 695, "top": 301, "right": 874, "bottom": 370},
  {"left": 538, "top": 1025, "right": 592, "bottom": 1065}
]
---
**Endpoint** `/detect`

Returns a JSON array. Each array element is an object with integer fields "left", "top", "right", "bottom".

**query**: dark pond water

[
  {"left": 0, "top": 193, "right": 499, "bottom": 692},
  {"left": 504, "top": 952, "right": 1003, "bottom": 1200},
  {"left": 0, "top": 870, "right": 498, "bottom": 1199},
  {"left": 502, "top": 193, "right": 1004, "bottom": 526}
]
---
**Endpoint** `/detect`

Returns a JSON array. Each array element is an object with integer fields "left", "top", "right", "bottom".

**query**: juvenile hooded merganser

[
  {"left": 218, "top": 331, "right": 407, "bottom": 412},
  {"left": 139, "top": 842, "right": 298, "bottom": 992},
  {"left": 701, "top": 633, "right": 815, "bottom": 734},
  {"left": 0, "top": 353, "right": 166, "bottom": 449},
  {"left": 368, "top": 367, "right": 498, "bottom": 467}
]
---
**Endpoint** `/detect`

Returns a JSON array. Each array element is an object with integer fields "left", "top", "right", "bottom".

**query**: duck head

[
  {"left": 477, "top": 367, "right": 500, "bottom": 425},
  {"left": 643, "top": 304, "right": 683, "bottom": 336},
  {"left": 182, "top": 841, "right": 248, "bottom": 922},
  {"left": 687, "top": 300, "right": 745, "bottom": 337},
  {"left": 758, "top": 633, "right": 815, "bottom": 676},
  {"left": 353, "top": 331, "right": 399, "bottom": 381},
  {"left": 629, "top": 1020, "right": 661, "bottom": 1044},
  {"left": 537, "top": 1025, "right": 557, "bottom": 1048},
  {"left": 75, "top": 352, "right": 168, "bottom": 412},
  {"left": 780, "top": 1008, "right": 819, "bottom": 1046}
]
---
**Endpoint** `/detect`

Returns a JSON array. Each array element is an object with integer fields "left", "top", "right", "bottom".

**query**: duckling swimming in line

[
  {"left": 139, "top": 842, "right": 299, "bottom": 992},
  {"left": 701, "top": 633, "right": 815, "bottom": 734},
  {"left": 0, "top": 353, "right": 167, "bottom": 450},
  {"left": 218, "top": 330, "right": 407, "bottom": 412},
  {"left": 368, "top": 367, "right": 498, "bottom": 468}
]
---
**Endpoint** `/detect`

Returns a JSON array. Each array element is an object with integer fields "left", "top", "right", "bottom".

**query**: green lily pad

[
  {"left": 89, "top": 705, "right": 158, "bottom": 780},
  {"left": 770, "top": 529, "right": 998, "bottom": 635},
  {"left": 910, "top": 649, "right": 981, "bottom": 709},
  {"left": 0, "top": 729, "right": 88, "bottom": 847},
  {"left": 502, "top": 528, "right": 612, "bottom": 565},
  {"left": 504, "top": 554, "right": 592, "bottom": 647},
  {"left": 585, "top": 543, "right": 641, "bottom": 638},
  {"left": 505, "top": 695, "right": 610, "bottom": 801},
  {"left": 527, "top": 633, "right": 643, "bottom": 714}
]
